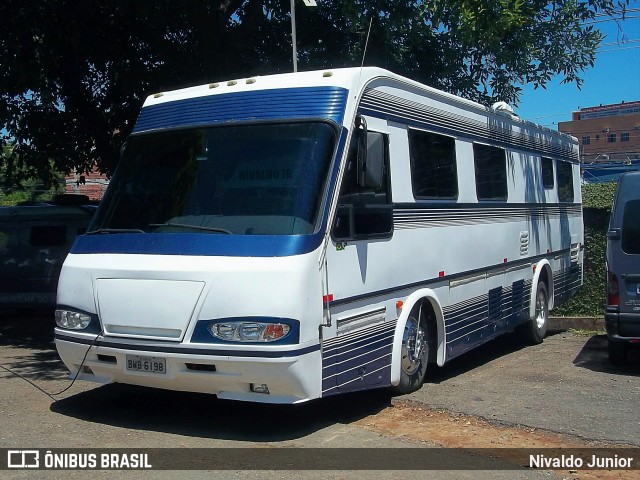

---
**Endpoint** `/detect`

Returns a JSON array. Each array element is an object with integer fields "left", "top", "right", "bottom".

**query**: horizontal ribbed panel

[
  {"left": 133, "top": 87, "right": 348, "bottom": 133},
  {"left": 360, "top": 89, "right": 579, "bottom": 163}
]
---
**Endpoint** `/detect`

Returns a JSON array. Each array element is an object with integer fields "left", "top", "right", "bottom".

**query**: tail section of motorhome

[{"left": 55, "top": 68, "right": 583, "bottom": 403}]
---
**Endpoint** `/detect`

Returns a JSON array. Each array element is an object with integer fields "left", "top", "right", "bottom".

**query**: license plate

[{"left": 126, "top": 354, "right": 166, "bottom": 374}]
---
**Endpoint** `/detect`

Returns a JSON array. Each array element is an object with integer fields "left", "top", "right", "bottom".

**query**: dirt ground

[{"left": 356, "top": 401, "right": 639, "bottom": 480}]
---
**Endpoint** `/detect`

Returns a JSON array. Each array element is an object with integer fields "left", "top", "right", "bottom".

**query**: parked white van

[
  {"left": 606, "top": 171, "right": 640, "bottom": 364},
  {"left": 54, "top": 68, "right": 584, "bottom": 403}
]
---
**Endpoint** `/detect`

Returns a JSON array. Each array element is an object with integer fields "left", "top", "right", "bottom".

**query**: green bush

[
  {"left": 0, "top": 187, "right": 63, "bottom": 206},
  {"left": 553, "top": 182, "right": 616, "bottom": 317}
]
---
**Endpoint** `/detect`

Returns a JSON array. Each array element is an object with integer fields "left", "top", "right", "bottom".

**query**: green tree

[{"left": 0, "top": 0, "right": 624, "bottom": 182}]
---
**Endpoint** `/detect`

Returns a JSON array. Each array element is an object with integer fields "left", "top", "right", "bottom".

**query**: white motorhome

[{"left": 55, "top": 68, "right": 583, "bottom": 403}]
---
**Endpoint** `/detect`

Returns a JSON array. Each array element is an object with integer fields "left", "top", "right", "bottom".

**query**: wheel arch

[
  {"left": 390, "top": 289, "right": 445, "bottom": 386},
  {"left": 530, "top": 259, "right": 554, "bottom": 318}
]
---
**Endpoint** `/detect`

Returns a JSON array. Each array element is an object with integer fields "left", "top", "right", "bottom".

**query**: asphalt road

[
  {"left": 408, "top": 328, "right": 640, "bottom": 446},
  {"left": 1, "top": 312, "right": 638, "bottom": 480}
]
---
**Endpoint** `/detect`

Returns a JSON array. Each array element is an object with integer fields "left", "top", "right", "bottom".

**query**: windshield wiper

[
  {"left": 149, "top": 222, "right": 232, "bottom": 235},
  {"left": 87, "top": 228, "right": 146, "bottom": 234}
]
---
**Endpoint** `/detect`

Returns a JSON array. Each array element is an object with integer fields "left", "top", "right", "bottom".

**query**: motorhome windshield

[{"left": 90, "top": 122, "right": 337, "bottom": 236}]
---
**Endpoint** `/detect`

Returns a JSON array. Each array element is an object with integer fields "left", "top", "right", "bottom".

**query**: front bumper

[{"left": 54, "top": 331, "right": 321, "bottom": 404}]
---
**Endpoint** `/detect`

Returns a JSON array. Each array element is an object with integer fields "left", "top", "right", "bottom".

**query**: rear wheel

[
  {"left": 608, "top": 339, "right": 628, "bottom": 365},
  {"left": 393, "top": 303, "right": 429, "bottom": 395},
  {"left": 519, "top": 281, "right": 549, "bottom": 345}
]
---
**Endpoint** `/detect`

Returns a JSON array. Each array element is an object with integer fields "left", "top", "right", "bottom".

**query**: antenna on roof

[
  {"left": 360, "top": 17, "right": 373, "bottom": 69},
  {"left": 356, "top": 17, "right": 373, "bottom": 89}
]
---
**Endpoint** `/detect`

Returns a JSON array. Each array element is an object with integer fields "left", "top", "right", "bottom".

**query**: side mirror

[{"left": 355, "top": 116, "right": 385, "bottom": 189}]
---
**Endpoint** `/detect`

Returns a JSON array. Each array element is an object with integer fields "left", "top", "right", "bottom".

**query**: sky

[{"left": 515, "top": 2, "right": 640, "bottom": 129}]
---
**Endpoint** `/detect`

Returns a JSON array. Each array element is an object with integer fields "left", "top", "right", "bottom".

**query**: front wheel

[
  {"left": 393, "top": 304, "right": 429, "bottom": 395},
  {"left": 519, "top": 281, "right": 549, "bottom": 345}
]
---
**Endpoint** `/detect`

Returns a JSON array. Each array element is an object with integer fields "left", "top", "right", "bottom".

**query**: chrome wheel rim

[
  {"left": 535, "top": 287, "right": 548, "bottom": 330},
  {"left": 401, "top": 315, "right": 426, "bottom": 375}
]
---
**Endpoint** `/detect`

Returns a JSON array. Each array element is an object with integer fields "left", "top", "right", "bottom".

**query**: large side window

[
  {"left": 557, "top": 161, "right": 575, "bottom": 202},
  {"left": 622, "top": 199, "right": 640, "bottom": 255},
  {"left": 408, "top": 129, "right": 458, "bottom": 199},
  {"left": 541, "top": 157, "right": 554, "bottom": 189},
  {"left": 473, "top": 144, "right": 507, "bottom": 201},
  {"left": 332, "top": 127, "right": 392, "bottom": 240}
]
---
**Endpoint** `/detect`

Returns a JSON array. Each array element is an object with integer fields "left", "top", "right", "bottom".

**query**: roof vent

[{"left": 491, "top": 101, "right": 518, "bottom": 118}]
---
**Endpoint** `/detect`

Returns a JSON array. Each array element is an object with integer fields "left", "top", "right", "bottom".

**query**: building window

[
  {"left": 582, "top": 136, "right": 591, "bottom": 145},
  {"left": 608, "top": 133, "right": 617, "bottom": 143},
  {"left": 473, "top": 144, "right": 507, "bottom": 201},
  {"left": 621, "top": 132, "right": 630, "bottom": 142},
  {"left": 408, "top": 129, "right": 458, "bottom": 199}
]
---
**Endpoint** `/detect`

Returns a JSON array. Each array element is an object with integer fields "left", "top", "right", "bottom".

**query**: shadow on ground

[
  {"left": 0, "top": 311, "right": 56, "bottom": 347},
  {"left": 426, "top": 330, "right": 564, "bottom": 384},
  {"left": 1, "top": 313, "right": 392, "bottom": 442},
  {"left": 572, "top": 334, "right": 640, "bottom": 376},
  {"left": 50, "top": 384, "right": 393, "bottom": 443}
]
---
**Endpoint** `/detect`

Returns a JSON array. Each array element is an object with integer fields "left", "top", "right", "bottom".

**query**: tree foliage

[{"left": 0, "top": 0, "right": 624, "bottom": 181}]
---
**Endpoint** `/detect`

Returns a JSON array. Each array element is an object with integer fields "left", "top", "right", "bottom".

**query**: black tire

[
  {"left": 608, "top": 339, "right": 628, "bottom": 366},
  {"left": 393, "top": 303, "right": 429, "bottom": 395},
  {"left": 519, "top": 281, "right": 549, "bottom": 345}
]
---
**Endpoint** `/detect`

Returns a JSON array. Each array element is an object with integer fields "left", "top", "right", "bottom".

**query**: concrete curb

[{"left": 549, "top": 316, "right": 605, "bottom": 332}]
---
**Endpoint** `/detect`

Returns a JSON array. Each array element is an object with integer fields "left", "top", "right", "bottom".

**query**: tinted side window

[
  {"left": 557, "top": 161, "right": 574, "bottom": 202},
  {"left": 30, "top": 225, "right": 67, "bottom": 246},
  {"left": 473, "top": 144, "right": 507, "bottom": 201},
  {"left": 332, "top": 132, "right": 392, "bottom": 240},
  {"left": 622, "top": 199, "right": 640, "bottom": 254},
  {"left": 408, "top": 129, "right": 458, "bottom": 199},
  {"left": 541, "top": 157, "right": 554, "bottom": 189}
]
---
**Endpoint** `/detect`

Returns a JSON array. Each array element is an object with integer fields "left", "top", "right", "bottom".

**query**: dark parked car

[
  {"left": 605, "top": 171, "right": 640, "bottom": 364},
  {"left": 0, "top": 195, "right": 96, "bottom": 311}
]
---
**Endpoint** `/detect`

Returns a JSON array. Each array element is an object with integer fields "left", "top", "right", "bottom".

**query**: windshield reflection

[{"left": 90, "top": 122, "right": 337, "bottom": 236}]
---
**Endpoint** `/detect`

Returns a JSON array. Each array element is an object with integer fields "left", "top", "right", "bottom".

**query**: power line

[
  {"left": 599, "top": 39, "right": 640, "bottom": 47},
  {"left": 597, "top": 44, "right": 640, "bottom": 53}
]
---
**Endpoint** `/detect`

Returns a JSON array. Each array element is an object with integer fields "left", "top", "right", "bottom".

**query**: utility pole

[{"left": 291, "top": 0, "right": 317, "bottom": 72}]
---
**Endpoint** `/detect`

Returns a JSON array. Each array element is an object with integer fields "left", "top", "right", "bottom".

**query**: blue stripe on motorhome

[
  {"left": 444, "top": 281, "right": 532, "bottom": 359},
  {"left": 322, "top": 321, "right": 395, "bottom": 396},
  {"left": 133, "top": 87, "right": 349, "bottom": 133},
  {"left": 553, "top": 264, "right": 582, "bottom": 305},
  {"left": 70, "top": 231, "right": 324, "bottom": 256},
  {"left": 393, "top": 203, "right": 582, "bottom": 230}
]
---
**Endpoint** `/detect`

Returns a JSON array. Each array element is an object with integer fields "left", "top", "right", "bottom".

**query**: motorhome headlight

[
  {"left": 208, "top": 321, "right": 291, "bottom": 342},
  {"left": 55, "top": 309, "right": 92, "bottom": 330}
]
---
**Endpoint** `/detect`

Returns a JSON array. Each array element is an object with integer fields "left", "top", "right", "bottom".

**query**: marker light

[
  {"left": 209, "top": 321, "right": 291, "bottom": 343},
  {"left": 607, "top": 272, "right": 620, "bottom": 306},
  {"left": 55, "top": 309, "right": 92, "bottom": 330}
]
